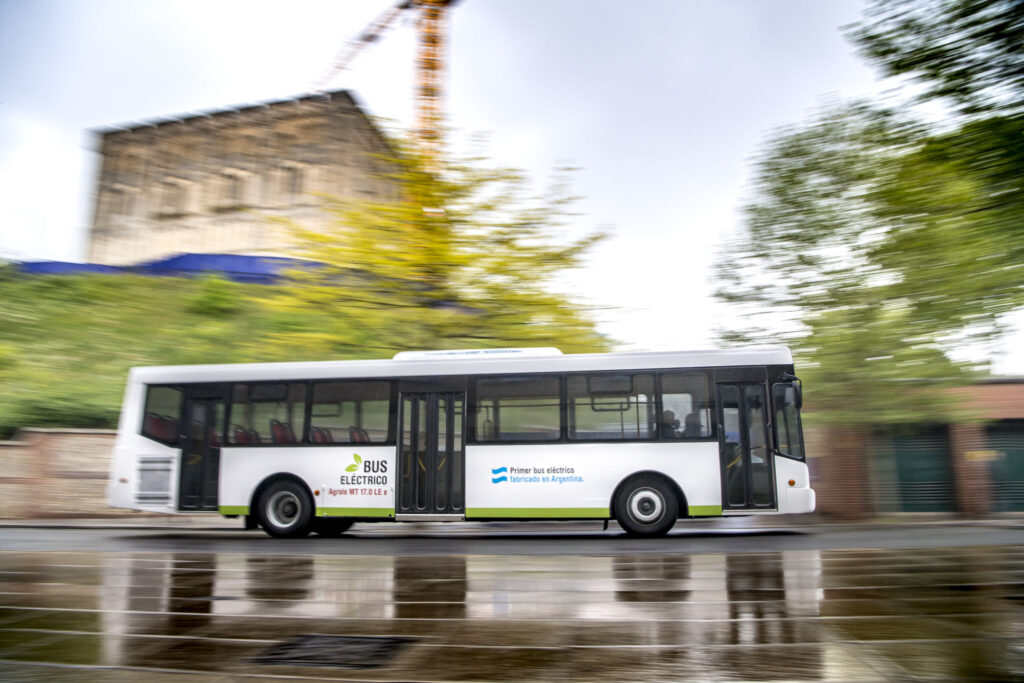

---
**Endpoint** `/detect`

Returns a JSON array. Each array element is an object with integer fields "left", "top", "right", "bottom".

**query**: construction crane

[{"left": 315, "top": 0, "right": 459, "bottom": 166}]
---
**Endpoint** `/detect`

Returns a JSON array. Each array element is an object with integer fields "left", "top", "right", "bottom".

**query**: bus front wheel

[
  {"left": 614, "top": 475, "right": 678, "bottom": 537},
  {"left": 257, "top": 480, "right": 313, "bottom": 538}
]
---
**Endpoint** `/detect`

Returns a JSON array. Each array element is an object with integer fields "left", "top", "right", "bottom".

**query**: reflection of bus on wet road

[{"left": 108, "top": 347, "right": 813, "bottom": 537}]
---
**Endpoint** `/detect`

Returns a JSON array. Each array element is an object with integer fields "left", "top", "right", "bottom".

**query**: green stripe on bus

[
  {"left": 466, "top": 507, "right": 608, "bottom": 519},
  {"left": 219, "top": 506, "right": 249, "bottom": 516},
  {"left": 689, "top": 505, "right": 723, "bottom": 517},
  {"left": 318, "top": 508, "right": 394, "bottom": 518}
]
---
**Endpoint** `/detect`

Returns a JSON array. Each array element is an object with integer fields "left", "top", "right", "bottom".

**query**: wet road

[{"left": 0, "top": 523, "right": 1022, "bottom": 681}]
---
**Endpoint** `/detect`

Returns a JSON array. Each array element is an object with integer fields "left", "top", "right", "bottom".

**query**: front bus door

[
  {"left": 179, "top": 386, "right": 227, "bottom": 511},
  {"left": 397, "top": 386, "right": 465, "bottom": 518},
  {"left": 716, "top": 382, "right": 776, "bottom": 511}
]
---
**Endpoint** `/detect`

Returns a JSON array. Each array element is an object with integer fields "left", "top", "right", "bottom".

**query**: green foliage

[
  {"left": 0, "top": 273, "right": 281, "bottom": 438},
  {"left": 719, "top": 1, "right": 1024, "bottom": 428},
  {"left": 186, "top": 274, "right": 242, "bottom": 316},
  {"left": 274, "top": 132, "right": 611, "bottom": 356},
  {"left": 874, "top": 116, "right": 1024, "bottom": 334},
  {"left": 849, "top": 0, "right": 1024, "bottom": 115},
  {"left": 715, "top": 101, "right": 1021, "bottom": 425}
]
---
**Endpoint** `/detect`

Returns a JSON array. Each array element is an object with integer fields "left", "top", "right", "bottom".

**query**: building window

[
  {"left": 121, "top": 191, "right": 134, "bottom": 217},
  {"left": 160, "top": 182, "right": 185, "bottom": 215},
  {"left": 108, "top": 188, "right": 124, "bottom": 216},
  {"left": 287, "top": 167, "right": 303, "bottom": 198},
  {"left": 223, "top": 173, "right": 244, "bottom": 205}
]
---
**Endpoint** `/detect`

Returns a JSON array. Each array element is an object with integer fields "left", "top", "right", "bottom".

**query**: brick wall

[{"left": 0, "top": 428, "right": 129, "bottom": 519}]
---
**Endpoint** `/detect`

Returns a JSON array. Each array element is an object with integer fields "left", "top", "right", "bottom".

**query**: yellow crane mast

[{"left": 316, "top": 0, "right": 459, "bottom": 166}]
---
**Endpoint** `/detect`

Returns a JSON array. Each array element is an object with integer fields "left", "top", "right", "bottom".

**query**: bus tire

[
  {"left": 314, "top": 519, "right": 354, "bottom": 537},
  {"left": 614, "top": 475, "right": 678, "bottom": 537},
  {"left": 256, "top": 479, "right": 313, "bottom": 538}
]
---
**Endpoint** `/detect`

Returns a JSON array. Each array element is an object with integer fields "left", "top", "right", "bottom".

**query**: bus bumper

[{"left": 786, "top": 487, "right": 816, "bottom": 513}]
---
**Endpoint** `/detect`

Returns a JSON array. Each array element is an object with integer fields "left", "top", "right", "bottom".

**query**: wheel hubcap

[
  {"left": 629, "top": 488, "right": 664, "bottom": 524},
  {"left": 267, "top": 491, "right": 301, "bottom": 528}
]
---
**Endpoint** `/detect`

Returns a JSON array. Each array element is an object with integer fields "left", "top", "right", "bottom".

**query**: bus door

[
  {"left": 714, "top": 370, "right": 776, "bottom": 511},
  {"left": 179, "top": 385, "right": 227, "bottom": 511},
  {"left": 397, "top": 378, "right": 466, "bottom": 518}
]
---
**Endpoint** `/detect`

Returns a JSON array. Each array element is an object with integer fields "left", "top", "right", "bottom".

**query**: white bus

[{"left": 108, "top": 347, "right": 814, "bottom": 537}]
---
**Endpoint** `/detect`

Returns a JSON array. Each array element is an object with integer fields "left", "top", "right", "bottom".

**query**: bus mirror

[{"left": 781, "top": 373, "right": 803, "bottom": 410}]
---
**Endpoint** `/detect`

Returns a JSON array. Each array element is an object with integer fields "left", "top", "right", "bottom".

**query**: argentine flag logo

[{"left": 491, "top": 466, "right": 508, "bottom": 483}]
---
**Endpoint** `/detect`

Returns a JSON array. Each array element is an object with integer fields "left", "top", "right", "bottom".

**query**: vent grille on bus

[{"left": 136, "top": 456, "right": 173, "bottom": 505}]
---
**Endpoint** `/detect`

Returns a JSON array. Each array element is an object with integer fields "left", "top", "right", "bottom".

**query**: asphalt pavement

[{"left": 0, "top": 519, "right": 1022, "bottom": 681}]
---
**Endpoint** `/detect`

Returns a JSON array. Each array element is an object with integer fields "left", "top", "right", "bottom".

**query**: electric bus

[{"left": 108, "top": 347, "right": 813, "bottom": 537}]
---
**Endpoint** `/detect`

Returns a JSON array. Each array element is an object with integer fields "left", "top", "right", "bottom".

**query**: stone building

[{"left": 88, "top": 90, "right": 394, "bottom": 265}]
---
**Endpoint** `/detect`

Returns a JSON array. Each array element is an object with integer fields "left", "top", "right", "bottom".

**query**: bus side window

[
  {"left": 567, "top": 373, "right": 655, "bottom": 441},
  {"left": 660, "top": 372, "right": 713, "bottom": 439},
  {"left": 228, "top": 382, "right": 306, "bottom": 445},
  {"left": 141, "top": 386, "right": 182, "bottom": 445},
  {"left": 474, "top": 376, "right": 560, "bottom": 442},
  {"left": 310, "top": 380, "right": 392, "bottom": 444}
]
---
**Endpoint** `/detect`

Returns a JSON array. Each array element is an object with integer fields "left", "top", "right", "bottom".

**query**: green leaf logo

[
  {"left": 346, "top": 463, "right": 358, "bottom": 472},
  {"left": 346, "top": 453, "right": 362, "bottom": 472},
  {"left": 354, "top": 454, "right": 362, "bottom": 465}
]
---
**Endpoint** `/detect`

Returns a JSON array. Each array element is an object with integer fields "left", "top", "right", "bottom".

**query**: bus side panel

[
  {"left": 464, "top": 442, "right": 721, "bottom": 518},
  {"left": 219, "top": 445, "right": 395, "bottom": 518},
  {"left": 774, "top": 456, "right": 816, "bottom": 514}
]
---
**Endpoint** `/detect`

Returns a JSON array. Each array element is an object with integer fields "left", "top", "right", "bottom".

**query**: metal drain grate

[{"left": 253, "top": 634, "right": 416, "bottom": 669}]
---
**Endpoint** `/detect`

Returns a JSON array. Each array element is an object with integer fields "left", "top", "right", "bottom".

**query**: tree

[
  {"left": 874, "top": 115, "right": 1024, "bottom": 341},
  {"left": 714, "top": 101, "right": 1013, "bottom": 426},
  {"left": 718, "top": 0, "right": 1024, "bottom": 429},
  {"left": 261, "top": 133, "right": 611, "bottom": 359},
  {"left": 849, "top": 0, "right": 1024, "bottom": 116}
]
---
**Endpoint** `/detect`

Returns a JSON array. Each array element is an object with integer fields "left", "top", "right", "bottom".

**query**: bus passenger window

[
  {"left": 142, "top": 386, "right": 182, "bottom": 444},
  {"left": 475, "top": 376, "right": 560, "bottom": 442},
  {"left": 228, "top": 383, "right": 307, "bottom": 445},
  {"left": 310, "top": 380, "right": 392, "bottom": 444},
  {"left": 660, "top": 373, "right": 713, "bottom": 439},
  {"left": 567, "top": 374, "right": 655, "bottom": 441}
]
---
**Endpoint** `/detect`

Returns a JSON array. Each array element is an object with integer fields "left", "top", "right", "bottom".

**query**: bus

[{"left": 108, "top": 347, "right": 813, "bottom": 537}]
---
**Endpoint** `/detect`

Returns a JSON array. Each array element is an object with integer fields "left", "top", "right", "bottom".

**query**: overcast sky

[{"left": 1, "top": 0, "right": 1021, "bottom": 372}]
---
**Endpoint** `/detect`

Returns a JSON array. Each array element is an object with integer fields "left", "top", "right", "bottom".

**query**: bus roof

[{"left": 128, "top": 347, "right": 794, "bottom": 385}]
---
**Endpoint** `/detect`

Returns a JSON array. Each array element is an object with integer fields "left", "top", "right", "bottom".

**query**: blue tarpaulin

[
  {"left": 16, "top": 253, "right": 310, "bottom": 283},
  {"left": 18, "top": 261, "right": 123, "bottom": 276}
]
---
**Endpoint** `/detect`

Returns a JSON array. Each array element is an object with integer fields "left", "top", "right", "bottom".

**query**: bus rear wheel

[
  {"left": 314, "top": 519, "right": 354, "bottom": 537},
  {"left": 614, "top": 475, "right": 678, "bottom": 537},
  {"left": 257, "top": 480, "right": 313, "bottom": 538}
]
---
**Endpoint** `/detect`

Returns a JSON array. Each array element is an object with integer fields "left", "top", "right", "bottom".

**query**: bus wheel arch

[
  {"left": 612, "top": 472, "right": 685, "bottom": 537},
  {"left": 252, "top": 474, "right": 315, "bottom": 539}
]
